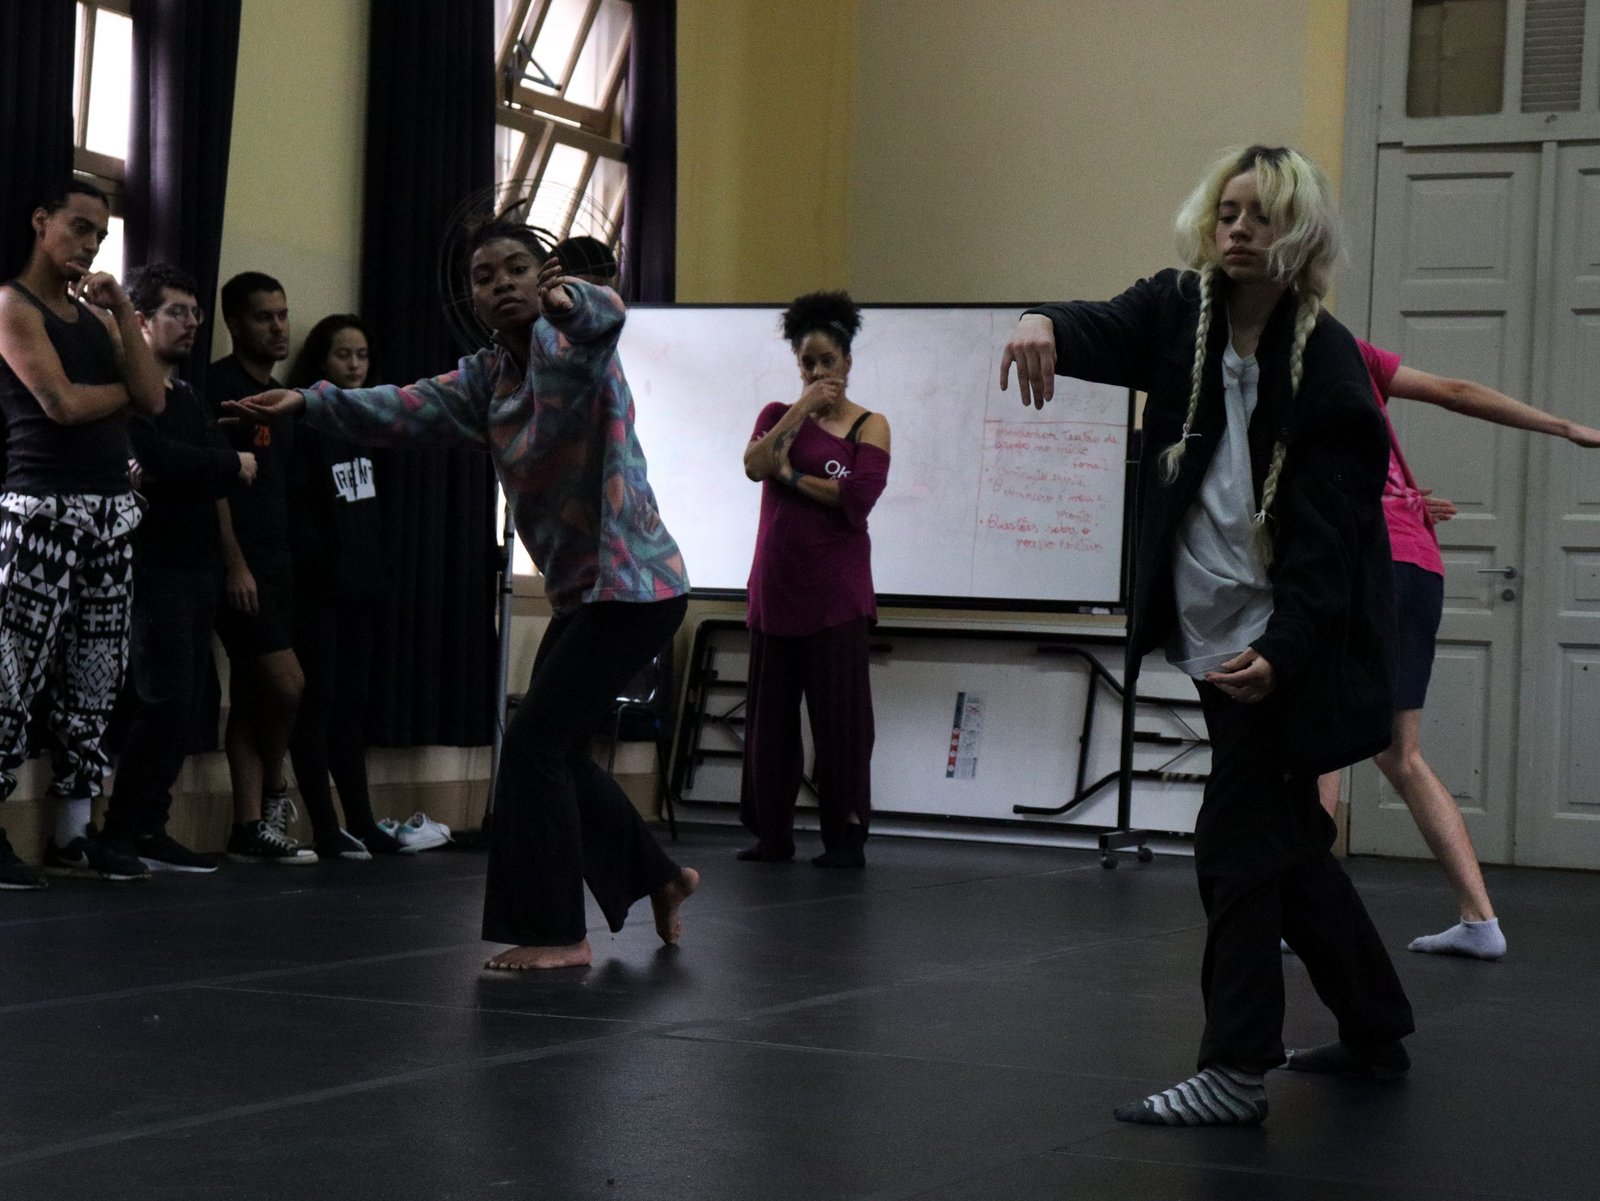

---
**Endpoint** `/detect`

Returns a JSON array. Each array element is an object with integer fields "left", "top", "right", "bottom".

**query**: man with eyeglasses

[{"left": 99, "top": 263, "right": 257, "bottom": 872}]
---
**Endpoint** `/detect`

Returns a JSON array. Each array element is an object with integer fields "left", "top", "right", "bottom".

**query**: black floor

[{"left": 0, "top": 826, "right": 1593, "bottom": 1201}]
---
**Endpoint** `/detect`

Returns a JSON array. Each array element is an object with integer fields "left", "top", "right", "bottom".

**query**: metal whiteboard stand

[
  {"left": 1008, "top": 403, "right": 1160, "bottom": 865},
  {"left": 480, "top": 498, "right": 518, "bottom": 839},
  {"left": 1096, "top": 421, "right": 1156, "bottom": 868}
]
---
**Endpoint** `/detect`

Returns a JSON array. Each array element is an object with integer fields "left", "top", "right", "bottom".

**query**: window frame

[
  {"left": 493, "top": 0, "right": 633, "bottom": 244},
  {"left": 72, "top": 0, "right": 133, "bottom": 206}
]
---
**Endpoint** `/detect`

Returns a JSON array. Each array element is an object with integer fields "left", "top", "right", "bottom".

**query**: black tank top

[{"left": 0, "top": 281, "right": 131, "bottom": 495}]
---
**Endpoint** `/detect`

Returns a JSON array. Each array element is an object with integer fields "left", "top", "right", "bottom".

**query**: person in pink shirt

[
  {"left": 1320, "top": 341, "right": 1600, "bottom": 959},
  {"left": 738, "top": 291, "right": 891, "bottom": 869}
]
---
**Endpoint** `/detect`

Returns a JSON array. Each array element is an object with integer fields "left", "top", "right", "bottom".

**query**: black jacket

[{"left": 1028, "top": 268, "right": 1395, "bottom": 774}]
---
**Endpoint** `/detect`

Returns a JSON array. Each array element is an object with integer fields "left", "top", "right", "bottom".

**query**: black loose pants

[
  {"left": 481, "top": 596, "right": 686, "bottom": 947},
  {"left": 1193, "top": 682, "right": 1414, "bottom": 1074}
]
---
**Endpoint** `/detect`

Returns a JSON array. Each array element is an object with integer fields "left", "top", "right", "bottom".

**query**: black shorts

[
  {"left": 215, "top": 556, "right": 296, "bottom": 659},
  {"left": 1392, "top": 561, "right": 1444, "bottom": 711}
]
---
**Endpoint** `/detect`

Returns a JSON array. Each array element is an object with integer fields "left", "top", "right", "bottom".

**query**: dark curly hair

[
  {"left": 125, "top": 262, "right": 200, "bottom": 315},
  {"left": 467, "top": 219, "right": 552, "bottom": 263},
  {"left": 780, "top": 290, "right": 862, "bottom": 354},
  {"left": 287, "top": 313, "right": 373, "bottom": 389}
]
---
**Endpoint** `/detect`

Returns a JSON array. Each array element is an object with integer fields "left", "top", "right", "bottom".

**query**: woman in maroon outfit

[{"left": 738, "top": 292, "right": 892, "bottom": 868}]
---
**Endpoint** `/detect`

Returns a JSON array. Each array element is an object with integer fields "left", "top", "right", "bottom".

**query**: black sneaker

[
  {"left": 357, "top": 824, "right": 414, "bottom": 856},
  {"left": 0, "top": 829, "right": 47, "bottom": 890},
  {"left": 43, "top": 831, "right": 153, "bottom": 881},
  {"left": 313, "top": 828, "right": 373, "bottom": 861},
  {"left": 135, "top": 831, "right": 220, "bottom": 874},
  {"left": 227, "top": 820, "right": 318, "bottom": 865}
]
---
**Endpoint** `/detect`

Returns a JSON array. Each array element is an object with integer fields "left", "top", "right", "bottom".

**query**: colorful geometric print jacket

[{"left": 300, "top": 282, "right": 689, "bottom": 613}]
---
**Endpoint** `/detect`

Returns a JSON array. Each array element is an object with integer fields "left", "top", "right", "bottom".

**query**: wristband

[{"left": 786, "top": 468, "right": 805, "bottom": 489}]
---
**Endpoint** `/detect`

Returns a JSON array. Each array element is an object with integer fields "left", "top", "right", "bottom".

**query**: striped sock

[{"left": 1113, "top": 1066, "right": 1268, "bottom": 1126}]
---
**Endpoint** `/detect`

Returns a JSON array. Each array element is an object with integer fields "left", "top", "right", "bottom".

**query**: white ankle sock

[
  {"left": 1408, "top": 916, "right": 1506, "bottom": 960},
  {"left": 53, "top": 797, "right": 93, "bottom": 847}
]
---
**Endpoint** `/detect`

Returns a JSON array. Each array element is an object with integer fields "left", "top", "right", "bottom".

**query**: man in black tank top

[{"left": 0, "top": 181, "right": 166, "bottom": 889}]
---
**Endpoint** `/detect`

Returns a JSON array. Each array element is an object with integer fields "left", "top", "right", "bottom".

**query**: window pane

[
  {"left": 528, "top": 0, "right": 586, "bottom": 92},
  {"left": 531, "top": 142, "right": 589, "bottom": 233},
  {"left": 497, "top": 126, "right": 527, "bottom": 187},
  {"left": 98, "top": 214, "right": 125, "bottom": 281},
  {"left": 564, "top": 0, "right": 629, "bottom": 109},
  {"left": 73, "top": 2, "right": 87, "bottom": 132},
  {"left": 85, "top": 9, "right": 132, "bottom": 158},
  {"left": 577, "top": 155, "right": 625, "bottom": 235},
  {"left": 1407, "top": 0, "right": 1507, "bottom": 118}
]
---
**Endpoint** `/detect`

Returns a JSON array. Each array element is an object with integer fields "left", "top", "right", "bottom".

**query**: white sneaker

[
  {"left": 396, "top": 812, "right": 451, "bottom": 852},
  {"left": 263, "top": 788, "right": 298, "bottom": 838}
]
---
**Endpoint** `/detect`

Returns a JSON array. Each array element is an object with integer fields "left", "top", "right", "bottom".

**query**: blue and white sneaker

[{"left": 396, "top": 812, "right": 452, "bottom": 852}]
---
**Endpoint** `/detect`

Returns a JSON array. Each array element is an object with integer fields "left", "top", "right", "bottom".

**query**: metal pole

[{"left": 484, "top": 494, "right": 517, "bottom": 823}]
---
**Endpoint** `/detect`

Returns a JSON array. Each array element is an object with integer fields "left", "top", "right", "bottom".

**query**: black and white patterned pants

[{"left": 0, "top": 492, "right": 141, "bottom": 802}]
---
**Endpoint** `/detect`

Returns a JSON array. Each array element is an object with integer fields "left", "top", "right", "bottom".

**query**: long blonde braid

[
  {"left": 1158, "top": 266, "right": 1215, "bottom": 484},
  {"left": 1252, "top": 293, "right": 1320, "bottom": 565}
]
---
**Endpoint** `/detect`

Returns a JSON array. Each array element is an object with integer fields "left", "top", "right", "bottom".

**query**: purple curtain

[
  {"left": 125, "top": 0, "right": 243, "bottom": 394},
  {"left": 0, "top": 0, "right": 76, "bottom": 279},
  {"left": 622, "top": 0, "right": 676, "bottom": 302},
  {"left": 360, "top": 0, "right": 498, "bottom": 747}
]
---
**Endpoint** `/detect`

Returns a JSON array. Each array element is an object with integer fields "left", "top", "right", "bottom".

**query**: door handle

[{"left": 1476, "top": 566, "right": 1517, "bottom": 579}]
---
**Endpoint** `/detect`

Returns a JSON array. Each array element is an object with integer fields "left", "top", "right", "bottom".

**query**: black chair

[{"left": 603, "top": 650, "right": 678, "bottom": 839}]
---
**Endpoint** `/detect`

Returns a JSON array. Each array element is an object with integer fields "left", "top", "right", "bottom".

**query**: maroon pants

[{"left": 740, "top": 618, "right": 874, "bottom": 856}]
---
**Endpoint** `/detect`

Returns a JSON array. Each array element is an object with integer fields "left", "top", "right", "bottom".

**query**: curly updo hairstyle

[{"left": 781, "top": 290, "right": 863, "bottom": 354}]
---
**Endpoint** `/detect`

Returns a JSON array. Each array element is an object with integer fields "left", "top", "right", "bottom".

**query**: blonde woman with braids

[{"left": 1002, "top": 146, "right": 1414, "bottom": 1127}]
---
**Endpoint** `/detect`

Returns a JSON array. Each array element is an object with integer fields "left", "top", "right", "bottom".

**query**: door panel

[
  {"left": 1515, "top": 144, "right": 1600, "bottom": 867},
  {"left": 1354, "top": 147, "right": 1537, "bottom": 863}
]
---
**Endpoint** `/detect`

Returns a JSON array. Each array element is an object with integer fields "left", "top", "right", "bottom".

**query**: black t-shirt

[
  {"left": 289, "top": 423, "right": 386, "bottom": 603},
  {"left": 207, "top": 354, "right": 293, "bottom": 564},
  {"left": 0, "top": 282, "right": 130, "bottom": 495},
  {"left": 129, "top": 377, "right": 239, "bottom": 570}
]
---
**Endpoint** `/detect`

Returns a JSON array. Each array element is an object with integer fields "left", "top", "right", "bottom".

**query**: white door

[
  {"left": 1352, "top": 146, "right": 1538, "bottom": 864},
  {"left": 1513, "top": 143, "right": 1600, "bottom": 867}
]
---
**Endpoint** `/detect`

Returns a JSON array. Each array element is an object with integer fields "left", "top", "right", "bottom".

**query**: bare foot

[
  {"left": 651, "top": 867, "right": 699, "bottom": 946},
  {"left": 483, "top": 939, "right": 593, "bottom": 971}
]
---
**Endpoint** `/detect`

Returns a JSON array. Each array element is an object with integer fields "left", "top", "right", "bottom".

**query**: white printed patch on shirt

[{"left": 331, "top": 457, "right": 376, "bottom": 503}]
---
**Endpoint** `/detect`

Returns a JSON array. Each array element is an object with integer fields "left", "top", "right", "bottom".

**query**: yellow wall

[
  {"left": 676, "top": 0, "right": 858, "bottom": 302},
  {"left": 676, "top": 1, "right": 1350, "bottom": 302},
  {"left": 215, "top": 0, "right": 368, "bottom": 358},
  {"left": 849, "top": 0, "right": 1349, "bottom": 303}
]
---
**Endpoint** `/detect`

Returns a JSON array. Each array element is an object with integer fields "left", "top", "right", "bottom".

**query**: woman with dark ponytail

[
  {"left": 739, "top": 291, "right": 891, "bottom": 868},
  {"left": 1003, "top": 146, "right": 1413, "bottom": 1125}
]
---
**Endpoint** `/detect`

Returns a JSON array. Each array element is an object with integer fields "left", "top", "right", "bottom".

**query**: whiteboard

[{"left": 621, "top": 305, "right": 1129, "bottom": 606}]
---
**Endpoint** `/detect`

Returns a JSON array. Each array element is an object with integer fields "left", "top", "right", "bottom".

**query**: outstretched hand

[
  {"left": 1419, "top": 488, "right": 1456, "bottom": 525},
  {"left": 537, "top": 257, "right": 575, "bottom": 316},
  {"left": 1204, "top": 649, "right": 1276, "bottom": 703},
  {"left": 1567, "top": 421, "right": 1600, "bottom": 449},
  {"left": 999, "top": 313, "right": 1057, "bottom": 410},
  {"left": 219, "top": 388, "right": 304, "bottom": 426}
]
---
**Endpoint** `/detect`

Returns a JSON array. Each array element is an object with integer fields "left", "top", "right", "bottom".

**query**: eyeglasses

[{"left": 158, "top": 304, "right": 205, "bottom": 324}]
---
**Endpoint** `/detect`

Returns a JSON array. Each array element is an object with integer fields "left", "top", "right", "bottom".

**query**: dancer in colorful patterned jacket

[{"left": 223, "top": 222, "right": 697, "bottom": 969}]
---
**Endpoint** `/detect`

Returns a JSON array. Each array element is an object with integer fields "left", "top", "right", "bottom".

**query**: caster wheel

[
  {"left": 1136, "top": 847, "right": 1154, "bottom": 864},
  {"left": 1101, "top": 853, "right": 1118, "bottom": 869}
]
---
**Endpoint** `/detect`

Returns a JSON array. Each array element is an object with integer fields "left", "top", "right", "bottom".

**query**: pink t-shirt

[
  {"left": 746, "top": 402, "right": 891, "bottom": 637},
  {"left": 1357, "top": 340, "right": 1445, "bottom": 577}
]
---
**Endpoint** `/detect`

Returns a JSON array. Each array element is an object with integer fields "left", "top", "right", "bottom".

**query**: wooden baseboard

[{"left": 0, "top": 769, "right": 661, "bottom": 862}]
